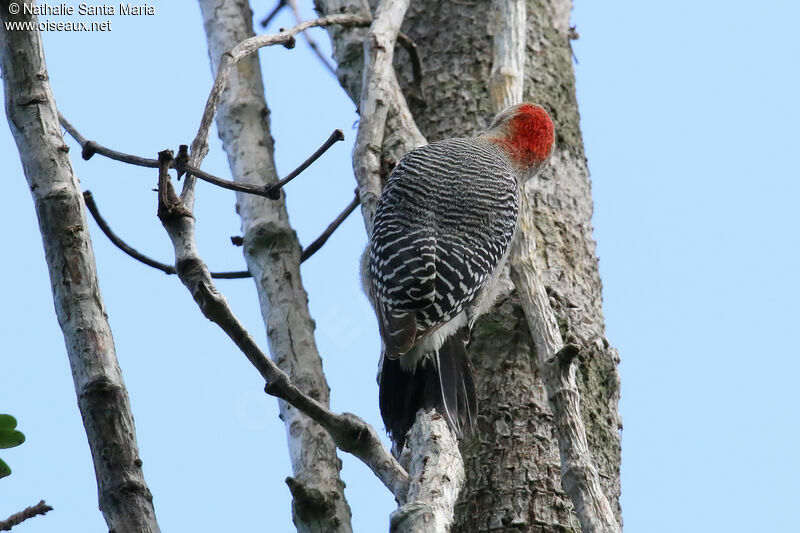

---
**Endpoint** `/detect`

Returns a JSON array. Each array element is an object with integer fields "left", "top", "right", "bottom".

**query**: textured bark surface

[
  {"left": 196, "top": 1, "right": 352, "bottom": 531},
  {"left": 391, "top": 412, "right": 464, "bottom": 533},
  {"left": 319, "top": 0, "right": 621, "bottom": 530},
  {"left": 0, "top": 3, "right": 160, "bottom": 532}
]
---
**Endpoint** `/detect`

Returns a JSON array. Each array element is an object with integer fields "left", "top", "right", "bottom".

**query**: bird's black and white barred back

[
  {"left": 365, "top": 102, "right": 555, "bottom": 451},
  {"left": 368, "top": 137, "right": 519, "bottom": 449}
]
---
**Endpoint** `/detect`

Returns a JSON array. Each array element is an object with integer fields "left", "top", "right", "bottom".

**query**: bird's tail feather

[{"left": 379, "top": 327, "right": 476, "bottom": 451}]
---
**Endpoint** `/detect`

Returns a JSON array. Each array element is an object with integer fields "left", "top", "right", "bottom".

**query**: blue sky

[{"left": 1, "top": 1, "right": 798, "bottom": 532}]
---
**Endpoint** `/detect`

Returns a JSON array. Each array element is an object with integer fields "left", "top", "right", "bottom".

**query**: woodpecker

[{"left": 365, "top": 103, "right": 555, "bottom": 451}]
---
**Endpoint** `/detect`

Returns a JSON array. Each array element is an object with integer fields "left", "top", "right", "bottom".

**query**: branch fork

[{"left": 154, "top": 146, "right": 410, "bottom": 504}]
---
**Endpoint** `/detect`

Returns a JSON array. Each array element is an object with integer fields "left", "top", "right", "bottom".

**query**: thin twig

[
  {"left": 59, "top": 113, "right": 159, "bottom": 168},
  {"left": 397, "top": 32, "right": 423, "bottom": 97},
  {"left": 59, "top": 113, "right": 343, "bottom": 199},
  {"left": 0, "top": 500, "right": 53, "bottom": 531},
  {"left": 154, "top": 150, "right": 409, "bottom": 501},
  {"left": 259, "top": 0, "right": 286, "bottom": 28},
  {"left": 300, "top": 192, "right": 359, "bottom": 262},
  {"left": 265, "top": 129, "right": 344, "bottom": 199},
  {"left": 285, "top": 0, "right": 337, "bottom": 75},
  {"left": 83, "top": 188, "right": 358, "bottom": 276},
  {"left": 82, "top": 191, "right": 250, "bottom": 279}
]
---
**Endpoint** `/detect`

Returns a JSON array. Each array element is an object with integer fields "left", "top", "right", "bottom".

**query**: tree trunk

[
  {"left": 0, "top": 3, "right": 161, "bottom": 532},
  {"left": 320, "top": 0, "right": 622, "bottom": 530}
]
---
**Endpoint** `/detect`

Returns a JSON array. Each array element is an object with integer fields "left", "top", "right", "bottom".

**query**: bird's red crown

[{"left": 487, "top": 103, "right": 555, "bottom": 169}]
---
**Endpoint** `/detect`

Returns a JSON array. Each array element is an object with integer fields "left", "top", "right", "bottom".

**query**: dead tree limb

[
  {"left": 83, "top": 188, "right": 357, "bottom": 277},
  {"left": 300, "top": 192, "right": 360, "bottom": 262},
  {"left": 59, "top": 113, "right": 343, "bottom": 199},
  {"left": 285, "top": 0, "right": 338, "bottom": 75},
  {"left": 154, "top": 150, "right": 409, "bottom": 501},
  {"left": 187, "top": 12, "right": 371, "bottom": 198},
  {"left": 259, "top": 0, "right": 287, "bottom": 28},
  {"left": 0, "top": 5, "right": 160, "bottom": 531},
  {"left": 82, "top": 190, "right": 250, "bottom": 279}
]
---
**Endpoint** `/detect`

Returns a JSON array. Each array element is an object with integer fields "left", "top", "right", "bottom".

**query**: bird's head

[{"left": 482, "top": 103, "right": 555, "bottom": 176}]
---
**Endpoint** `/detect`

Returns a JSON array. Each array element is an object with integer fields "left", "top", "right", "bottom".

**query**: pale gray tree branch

[
  {"left": 351, "top": 0, "right": 422, "bottom": 229},
  {"left": 154, "top": 150, "right": 409, "bottom": 502},
  {"left": 488, "top": 0, "right": 526, "bottom": 111},
  {"left": 193, "top": 2, "right": 425, "bottom": 529},
  {"left": 0, "top": 4, "right": 160, "bottom": 531},
  {"left": 388, "top": 411, "right": 464, "bottom": 532}
]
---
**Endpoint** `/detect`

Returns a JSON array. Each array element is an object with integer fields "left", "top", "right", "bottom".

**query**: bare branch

[
  {"left": 187, "top": 12, "right": 371, "bottom": 204},
  {"left": 390, "top": 412, "right": 464, "bottom": 533},
  {"left": 300, "top": 191, "right": 360, "bottom": 262},
  {"left": 0, "top": 501, "right": 53, "bottom": 531},
  {"left": 0, "top": 8, "right": 160, "bottom": 531},
  {"left": 352, "top": 0, "right": 424, "bottom": 231},
  {"left": 396, "top": 32, "right": 423, "bottom": 99},
  {"left": 154, "top": 149, "right": 409, "bottom": 501},
  {"left": 488, "top": 0, "right": 526, "bottom": 110},
  {"left": 259, "top": 0, "right": 287, "bottom": 28},
  {"left": 83, "top": 188, "right": 356, "bottom": 276},
  {"left": 264, "top": 128, "right": 345, "bottom": 199},
  {"left": 82, "top": 190, "right": 250, "bottom": 279},
  {"left": 59, "top": 113, "right": 341, "bottom": 199},
  {"left": 59, "top": 113, "right": 159, "bottom": 168},
  {"left": 196, "top": 6, "right": 362, "bottom": 526},
  {"left": 510, "top": 196, "right": 621, "bottom": 533}
]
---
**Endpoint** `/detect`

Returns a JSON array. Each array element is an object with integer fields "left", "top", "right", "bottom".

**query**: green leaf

[
  {"left": 0, "top": 458, "right": 10, "bottom": 479},
  {"left": 0, "top": 415, "right": 16, "bottom": 430},
  {"left": 0, "top": 429, "right": 25, "bottom": 449}
]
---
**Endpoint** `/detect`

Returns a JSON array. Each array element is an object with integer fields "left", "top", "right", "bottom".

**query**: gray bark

[
  {"left": 0, "top": 3, "right": 160, "bottom": 532},
  {"left": 196, "top": 1, "right": 352, "bottom": 531},
  {"left": 318, "top": 0, "right": 622, "bottom": 530},
  {"left": 389, "top": 411, "right": 464, "bottom": 532}
]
